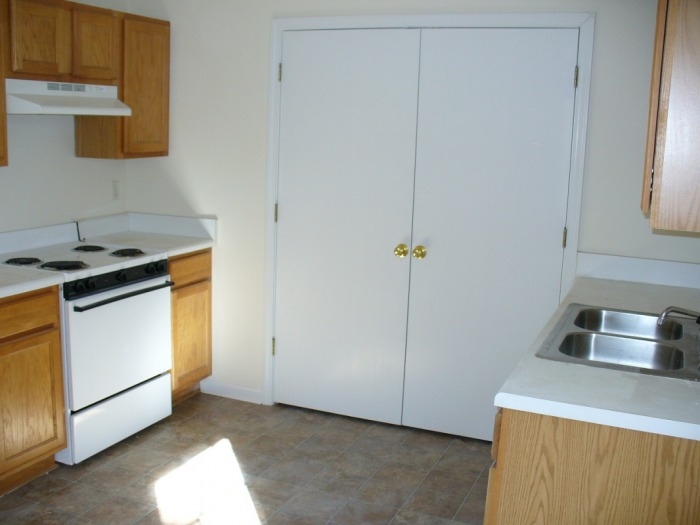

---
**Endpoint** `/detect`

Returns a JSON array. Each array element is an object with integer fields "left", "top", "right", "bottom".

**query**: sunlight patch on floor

[{"left": 154, "top": 438, "right": 261, "bottom": 524}]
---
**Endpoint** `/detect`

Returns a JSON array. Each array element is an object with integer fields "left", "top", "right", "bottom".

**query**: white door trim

[{"left": 263, "top": 12, "right": 595, "bottom": 405}]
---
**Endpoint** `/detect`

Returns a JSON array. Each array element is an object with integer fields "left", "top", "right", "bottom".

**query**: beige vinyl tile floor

[{"left": 0, "top": 394, "right": 491, "bottom": 525}]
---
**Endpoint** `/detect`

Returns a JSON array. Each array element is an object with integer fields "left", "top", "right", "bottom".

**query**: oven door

[{"left": 63, "top": 276, "right": 173, "bottom": 411}]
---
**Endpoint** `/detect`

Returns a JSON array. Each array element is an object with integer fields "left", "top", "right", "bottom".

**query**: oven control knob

[
  {"left": 156, "top": 261, "right": 167, "bottom": 273},
  {"left": 146, "top": 261, "right": 165, "bottom": 275},
  {"left": 115, "top": 271, "right": 127, "bottom": 282},
  {"left": 74, "top": 281, "right": 86, "bottom": 294},
  {"left": 86, "top": 279, "right": 97, "bottom": 291}
]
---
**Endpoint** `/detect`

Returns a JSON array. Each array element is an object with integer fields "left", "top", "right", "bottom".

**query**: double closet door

[{"left": 273, "top": 27, "right": 579, "bottom": 440}]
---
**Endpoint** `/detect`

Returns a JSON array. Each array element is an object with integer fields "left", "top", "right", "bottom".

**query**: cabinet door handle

[
  {"left": 412, "top": 245, "right": 427, "bottom": 259},
  {"left": 394, "top": 243, "right": 409, "bottom": 258}
]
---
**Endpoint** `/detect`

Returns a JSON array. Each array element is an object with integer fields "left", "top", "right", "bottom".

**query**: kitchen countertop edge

[{"left": 0, "top": 269, "right": 64, "bottom": 299}]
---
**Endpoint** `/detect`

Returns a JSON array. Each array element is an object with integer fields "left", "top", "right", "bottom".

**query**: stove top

[{"left": 1, "top": 241, "right": 166, "bottom": 281}]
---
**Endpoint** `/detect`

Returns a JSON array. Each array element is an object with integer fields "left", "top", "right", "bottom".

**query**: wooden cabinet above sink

[{"left": 642, "top": 0, "right": 700, "bottom": 232}]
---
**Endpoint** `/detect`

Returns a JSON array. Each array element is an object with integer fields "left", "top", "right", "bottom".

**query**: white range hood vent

[{"left": 5, "top": 79, "right": 132, "bottom": 116}]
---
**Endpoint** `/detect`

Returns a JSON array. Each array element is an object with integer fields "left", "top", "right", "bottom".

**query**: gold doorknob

[
  {"left": 394, "top": 243, "right": 409, "bottom": 258},
  {"left": 412, "top": 245, "right": 427, "bottom": 259}
]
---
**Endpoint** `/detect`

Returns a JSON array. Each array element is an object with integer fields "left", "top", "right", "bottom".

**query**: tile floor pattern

[{"left": 0, "top": 394, "right": 492, "bottom": 525}]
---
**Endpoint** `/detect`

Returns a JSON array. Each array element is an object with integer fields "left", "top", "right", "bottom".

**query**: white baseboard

[
  {"left": 199, "top": 378, "right": 264, "bottom": 405},
  {"left": 577, "top": 253, "right": 700, "bottom": 289}
]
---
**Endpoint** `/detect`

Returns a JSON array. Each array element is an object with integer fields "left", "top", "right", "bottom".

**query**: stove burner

[
  {"left": 110, "top": 248, "right": 145, "bottom": 257},
  {"left": 73, "top": 245, "right": 106, "bottom": 252},
  {"left": 4, "top": 257, "right": 42, "bottom": 266},
  {"left": 40, "top": 260, "right": 89, "bottom": 271}
]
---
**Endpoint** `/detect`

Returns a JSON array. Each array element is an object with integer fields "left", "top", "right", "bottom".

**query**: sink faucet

[{"left": 658, "top": 306, "right": 700, "bottom": 326}]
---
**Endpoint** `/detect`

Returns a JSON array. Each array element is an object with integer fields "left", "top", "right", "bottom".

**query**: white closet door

[
  {"left": 402, "top": 28, "right": 580, "bottom": 439},
  {"left": 273, "top": 29, "right": 420, "bottom": 424}
]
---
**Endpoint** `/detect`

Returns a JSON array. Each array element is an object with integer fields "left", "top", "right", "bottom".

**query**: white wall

[
  {"left": 2, "top": 0, "right": 698, "bottom": 401},
  {"left": 0, "top": 116, "right": 128, "bottom": 232}
]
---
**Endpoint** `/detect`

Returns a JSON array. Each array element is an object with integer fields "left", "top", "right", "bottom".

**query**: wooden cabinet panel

[
  {"left": 170, "top": 250, "right": 212, "bottom": 404},
  {"left": 171, "top": 281, "right": 212, "bottom": 396},
  {"left": 0, "top": 287, "right": 66, "bottom": 494},
  {"left": 6, "top": 0, "right": 119, "bottom": 82},
  {"left": 74, "top": 14, "right": 170, "bottom": 159},
  {"left": 72, "top": 5, "right": 119, "bottom": 81},
  {"left": 9, "top": 0, "right": 71, "bottom": 77},
  {"left": 0, "top": 288, "right": 58, "bottom": 340},
  {"left": 170, "top": 250, "right": 211, "bottom": 286},
  {"left": 122, "top": 16, "right": 169, "bottom": 156},
  {"left": 643, "top": 0, "right": 700, "bottom": 232},
  {"left": 0, "top": 331, "right": 65, "bottom": 467},
  {"left": 485, "top": 409, "right": 700, "bottom": 524}
]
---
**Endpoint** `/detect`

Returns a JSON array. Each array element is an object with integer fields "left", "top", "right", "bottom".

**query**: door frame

[{"left": 263, "top": 12, "right": 595, "bottom": 405}]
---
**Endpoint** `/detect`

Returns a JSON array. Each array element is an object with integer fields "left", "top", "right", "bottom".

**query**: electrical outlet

[{"left": 112, "top": 180, "right": 120, "bottom": 201}]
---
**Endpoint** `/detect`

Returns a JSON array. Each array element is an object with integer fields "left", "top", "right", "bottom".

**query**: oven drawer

[{"left": 56, "top": 373, "right": 171, "bottom": 464}]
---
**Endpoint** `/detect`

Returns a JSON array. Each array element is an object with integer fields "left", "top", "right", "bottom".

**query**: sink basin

[
  {"left": 535, "top": 303, "right": 700, "bottom": 381},
  {"left": 559, "top": 333, "right": 685, "bottom": 371},
  {"left": 573, "top": 308, "right": 683, "bottom": 340}
]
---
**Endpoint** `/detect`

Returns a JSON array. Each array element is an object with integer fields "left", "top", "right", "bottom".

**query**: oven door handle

[{"left": 73, "top": 281, "right": 175, "bottom": 313}]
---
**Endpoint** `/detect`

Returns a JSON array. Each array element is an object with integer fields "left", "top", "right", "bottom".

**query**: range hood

[{"left": 5, "top": 79, "right": 131, "bottom": 116}]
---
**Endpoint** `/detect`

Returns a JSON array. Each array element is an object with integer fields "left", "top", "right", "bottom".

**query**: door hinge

[
  {"left": 278, "top": 63, "right": 282, "bottom": 82},
  {"left": 562, "top": 226, "right": 568, "bottom": 248},
  {"left": 272, "top": 337, "right": 276, "bottom": 356},
  {"left": 574, "top": 66, "right": 579, "bottom": 88},
  {"left": 274, "top": 202, "right": 279, "bottom": 222}
]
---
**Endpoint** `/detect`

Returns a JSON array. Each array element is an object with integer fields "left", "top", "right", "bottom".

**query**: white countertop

[
  {"left": 87, "top": 232, "right": 213, "bottom": 258},
  {"left": 0, "top": 213, "right": 216, "bottom": 299},
  {"left": 496, "top": 277, "right": 700, "bottom": 440},
  {"left": 0, "top": 265, "right": 64, "bottom": 298}
]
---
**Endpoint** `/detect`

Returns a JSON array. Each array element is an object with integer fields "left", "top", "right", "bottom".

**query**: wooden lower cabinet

[
  {"left": 170, "top": 249, "right": 212, "bottom": 404},
  {"left": 0, "top": 287, "right": 66, "bottom": 494},
  {"left": 485, "top": 408, "right": 700, "bottom": 525}
]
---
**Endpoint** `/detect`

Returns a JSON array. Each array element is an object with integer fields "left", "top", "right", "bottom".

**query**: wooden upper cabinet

[
  {"left": 122, "top": 16, "right": 169, "bottom": 156},
  {"left": 6, "top": 0, "right": 119, "bottom": 83},
  {"left": 9, "top": 0, "right": 71, "bottom": 77},
  {"left": 642, "top": 0, "right": 700, "bottom": 232},
  {"left": 72, "top": 5, "right": 119, "bottom": 81},
  {"left": 75, "top": 14, "right": 170, "bottom": 158}
]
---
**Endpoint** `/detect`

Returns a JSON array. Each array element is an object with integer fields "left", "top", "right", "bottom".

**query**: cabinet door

[
  {"left": 644, "top": 0, "right": 700, "bottom": 232},
  {"left": 273, "top": 29, "right": 420, "bottom": 424},
  {"left": 122, "top": 16, "right": 169, "bottom": 156},
  {"left": 72, "top": 5, "right": 119, "bottom": 81},
  {"left": 402, "top": 28, "right": 579, "bottom": 439},
  {"left": 0, "top": 330, "right": 66, "bottom": 476},
  {"left": 486, "top": 409, "right": 700, "bottom": 524},
  {"left": 9, "top": 0, "right": 71, "bottom": 77},
  {"left": 172, "top": 280, "right": 212, "bottom": 396}
]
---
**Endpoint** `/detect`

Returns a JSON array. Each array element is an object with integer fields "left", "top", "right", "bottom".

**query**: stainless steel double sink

[{"left": 536, "top": 304, "right": 700, "bottom": 381}]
